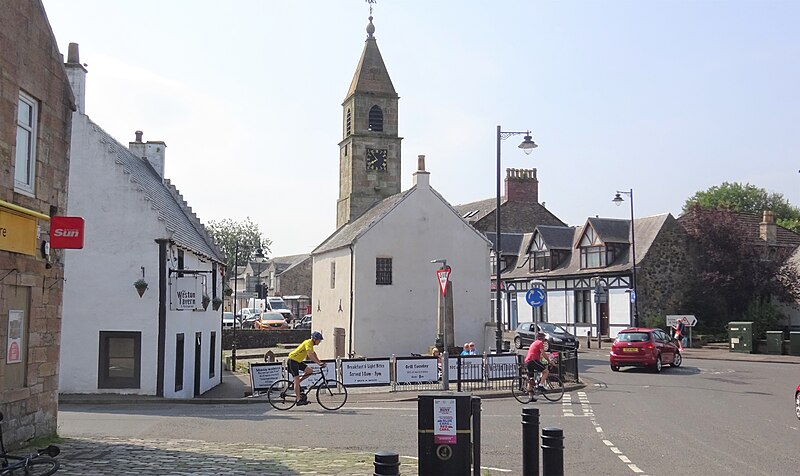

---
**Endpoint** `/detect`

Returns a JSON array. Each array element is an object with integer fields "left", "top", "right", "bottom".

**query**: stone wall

[
  {"left": 637, "top": 216, "right": 700, "bottom": 326},
  {"left": 0, "top": 0, "right": 74, "bottom": 448},
  {"left": 276, "top": 257, "right": 312, "bottom": 297},
  {"left": 222, "top": 329, "right": 309, "bottom": 350}
]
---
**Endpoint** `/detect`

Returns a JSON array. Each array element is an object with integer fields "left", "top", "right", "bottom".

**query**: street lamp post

[
  {"left": 612, "top": 189, "right": 639, "bottom": 327},
  {"left": 495, "top": 125, "right": 537, "bottom": 353}
]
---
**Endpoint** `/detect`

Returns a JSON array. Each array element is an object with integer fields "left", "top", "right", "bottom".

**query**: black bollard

[
  {"left": 541, "top": 427, "right": 564, "bottom": 476},
  {"left": 374, "top": 451, "right": 400, "bottom": 476},
  {"left": 521, "top": 406, "right": 540, "bottom": 476},
  {"left": 471, "top": 397, "right": 481, "bottom": 476}
]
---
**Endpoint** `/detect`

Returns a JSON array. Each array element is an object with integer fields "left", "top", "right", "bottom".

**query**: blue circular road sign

[{"left": 526, "top": 288, "right": 546, "bottom": 308}]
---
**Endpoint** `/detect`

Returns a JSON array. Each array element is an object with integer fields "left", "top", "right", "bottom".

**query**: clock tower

[{"left": 336, "top": 16, "right": 402, "bottom": 228}]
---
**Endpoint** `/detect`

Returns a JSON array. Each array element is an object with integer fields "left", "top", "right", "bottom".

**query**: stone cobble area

[{"left": 51, "top": 437, "right": 419, "bottom": 475}]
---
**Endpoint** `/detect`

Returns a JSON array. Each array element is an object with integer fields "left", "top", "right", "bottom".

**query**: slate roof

[
  {"left": 485, "top": 232, "right": 525, "bottom": 256},
  {"left": 90, "top": 119, "right": 224, "bottom": 263},
  {"left": 272, "top": 254, "right": 311, "bottom": 275},
  {"left": 586, "top": 217, "right": 632, "bottom": 244},
  {"left": 677, "top": 210, "right": 800, "bottom": 249},
  {"left": 536, "top": 225, "right": 576, "bottom": 250},
  {"left": 505, "top": 214, "right": 671, "bottom": 280},
  {"left": 453, "top": 198, "right": 566, "bottom": 232},
  {"left": 314, "top": 190, "right": 411, "bottom": 254}
]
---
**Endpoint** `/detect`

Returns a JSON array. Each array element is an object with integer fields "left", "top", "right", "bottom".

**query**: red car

[
  {"left": 795, "top": 384, "right": 800, "bottom": 420},
  {"left": 609, "top": 328, "right": 682, "bottom": 373}
]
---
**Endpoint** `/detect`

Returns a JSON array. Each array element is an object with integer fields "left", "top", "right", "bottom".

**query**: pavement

[{"left": 49, "top": 343, "right": 800, "bottom": 475}]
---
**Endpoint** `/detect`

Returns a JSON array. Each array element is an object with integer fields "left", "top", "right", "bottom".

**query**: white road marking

[{"left": 578, "top": 391, "right": 648, "bottom": 475}]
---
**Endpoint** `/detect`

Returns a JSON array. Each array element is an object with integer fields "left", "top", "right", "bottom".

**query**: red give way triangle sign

[{"left": 436, "top": 267, "right": 451, "bottom": 296}]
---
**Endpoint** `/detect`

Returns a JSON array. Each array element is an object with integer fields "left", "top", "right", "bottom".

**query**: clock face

[{"left": 366, "top": 148, "right": 388, "bottom": 171}]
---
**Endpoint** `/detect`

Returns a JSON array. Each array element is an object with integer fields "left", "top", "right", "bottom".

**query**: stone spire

[{"left": 344, "top": 16, "right": 397, "bottom": 100}]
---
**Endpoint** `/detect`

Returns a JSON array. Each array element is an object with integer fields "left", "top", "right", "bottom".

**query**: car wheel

[
  {"left": 610, "top": 364, "right": 620, "bottom": 372},
  {"left": 653, "top": 355, "right": 662, "bottom": 373},
  {"left": 671, "top": 352, "right": 682, "bottom": 368},
  {"left": 795, "top": 392, "right": 800, "bottom": 420},
  {"left": 514, "top": 336, "right": 522, "bottom": 349}
]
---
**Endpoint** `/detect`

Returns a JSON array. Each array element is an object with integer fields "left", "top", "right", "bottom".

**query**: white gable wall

[
  {"left": 313, "top": 185, "right": 490, "bottom": 359},
  {"left": 61, "top": 116, "right": 221, "bottom": 397},
  {"left": 310, "top": 248, "right": 353, "bottom": 357}
]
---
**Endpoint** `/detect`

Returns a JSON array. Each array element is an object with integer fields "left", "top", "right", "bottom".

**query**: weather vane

[{"left": 366, "top": 0, "right": 376, "bottom": 15}]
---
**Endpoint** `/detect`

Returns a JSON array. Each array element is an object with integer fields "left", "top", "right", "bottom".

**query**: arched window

[
  {"left": 346, "top": 109, "right": 352, "bottom": 136},
  {"left": 368, "top": 105, "right": 383, "bottom": 132}
]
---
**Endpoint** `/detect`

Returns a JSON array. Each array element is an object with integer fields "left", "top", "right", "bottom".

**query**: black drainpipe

[{"left": 155, "top": 238, "right": 169, "bottom": 397}]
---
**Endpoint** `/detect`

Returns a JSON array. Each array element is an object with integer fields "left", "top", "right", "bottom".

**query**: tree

[
  {"left": 681, "top": 205, "right": 800, "bottom": 336},
  {"left": 683, "top": 182, "right": 800, "bottom": 232},
  {"left": 205, "top": 217, "right": 270, "bottom": 281}
]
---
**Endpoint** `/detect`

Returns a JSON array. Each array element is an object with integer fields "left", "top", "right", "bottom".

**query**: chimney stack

[
  {"left": 413, "top": 154, "right": 430, "bottom": 188},
  {"left": 759, "top": 210, "right": 777, "bottom": 244},
  {"left": 64, "top": 42, "right": 87, "bottom": 114},
  {"left": 129, "top": 131, "right": 167, "bottom": 178},
  {"left": 504, "top": 168, "right": 539, "bottom": 203}
]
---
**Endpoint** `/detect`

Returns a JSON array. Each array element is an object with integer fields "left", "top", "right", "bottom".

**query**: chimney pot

[
  {"left": 67, "top": 43, "right": 80, "bottom": 64},
  {"left": 135, "top": 130, "right": 143, "bottom": 142},
  {"left": 417, "top": 155, "right": 426, "bottom": 171}
]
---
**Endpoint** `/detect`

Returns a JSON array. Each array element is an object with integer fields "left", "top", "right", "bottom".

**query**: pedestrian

[
  {"left": 460, "top": 343, "right": 471, "bottom": 356},
  {"left": 468, "top": 342, "right": 477, "bottom": 355},
  {"left": 673, "top": 319, "right": 685, "bottom": 351}
]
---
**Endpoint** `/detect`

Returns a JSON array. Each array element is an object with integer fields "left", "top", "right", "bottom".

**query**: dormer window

[
  {"left": 579, "top": 226, "right": 614, "bottom": 269},
  {"left": 368, "top": 105, "right": 383, "bottom": 132}
]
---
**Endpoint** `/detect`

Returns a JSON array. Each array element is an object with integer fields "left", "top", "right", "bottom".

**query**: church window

[
  {"left": 368, "top": 105, "right": 384, "bottom": 132},
  {"left": 376, "top": 257, "right": 392, "bottom": 285},
  {"left": 330, "top": 262, "right": 336, "bottom": 289},
  {"left": 346, "top": 109, "right": 352, "bottom": 136}
]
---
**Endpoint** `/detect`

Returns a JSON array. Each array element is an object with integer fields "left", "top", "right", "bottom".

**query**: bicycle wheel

[
  {"left": 316, "top": 379, "right": 348, "bottom": 410},
  {"left": 267, "top": 379, "right": 297, "bottom": 410},
  {"left": 541, "top": 374, "right": 565, "bottom": 402},
  {"left": 8, "top": 457, "right": 59, "bottom": 476},
  {"left": 511, "top": 375, "right": 533, "bottom": 404}
]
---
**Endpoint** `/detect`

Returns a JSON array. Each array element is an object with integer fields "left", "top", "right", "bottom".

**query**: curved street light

[
  {"left": 613, "top": 189, "right": 639, "bottom": 328},
  {"left": 495, "top": 125, "right": 537, "bottom": 353}
]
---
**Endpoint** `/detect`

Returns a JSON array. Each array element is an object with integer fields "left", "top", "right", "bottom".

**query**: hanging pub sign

[{"left": 170, "top": 275, "right": 201, "bottom": 311}]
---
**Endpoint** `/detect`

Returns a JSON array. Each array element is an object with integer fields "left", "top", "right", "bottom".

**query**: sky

[{"left": 42, "top": 0, "right": 800, "bottom": 257}]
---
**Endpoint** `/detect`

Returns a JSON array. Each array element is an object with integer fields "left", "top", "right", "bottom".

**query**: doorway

[
  {"left": 193, "top": 332, "right": 202, "bottom": 397},
  {"left": 599, "top": 303, "right": 609, "bottom": 336}
]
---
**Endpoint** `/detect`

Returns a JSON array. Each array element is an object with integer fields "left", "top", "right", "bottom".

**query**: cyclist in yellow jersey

[{"left": 286, "top": 331, "right": 324, "bottom": 405}]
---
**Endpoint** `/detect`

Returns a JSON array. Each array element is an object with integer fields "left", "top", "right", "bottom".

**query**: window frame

[
  {"left": 368, "top": 105, "right": 384, "bottom": 132},
  {"left": 15, "top": 91, "right": 38, "bottom": 195},
  {"left": 376, "top": 257, "right": 392, "bottom": 285},
  {"left": 574, "top": 290, "right": 591, "bottom": 324},
  {"left": 98, "top": 331, "right": 142, "bottom": 389},
  {"left": 209, "top": 331, "right": 216, "bottom": 379}
]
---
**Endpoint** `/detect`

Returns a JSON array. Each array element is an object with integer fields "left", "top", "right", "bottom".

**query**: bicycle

[
  {"left": 511, "top": 358, "right": 565, "bottom": 403},
  {"left": 267, "top": 367, "right": 348, "bottom": 411},
  {"left": 0, "top": 412, "right": 60, "bottom": 476}
]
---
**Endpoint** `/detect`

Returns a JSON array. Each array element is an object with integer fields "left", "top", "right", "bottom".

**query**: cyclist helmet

[{"left": 311, "top": 331, "right": 323, "bottom": 341}]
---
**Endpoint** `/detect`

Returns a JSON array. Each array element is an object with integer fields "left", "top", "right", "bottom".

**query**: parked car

[
  {"left": 240, "top": 314, "right": 261, "bottom": 329},
  {"left": 795, "top": 383, "right": 800, "bottom": 420},
  {"left": 222, "top": 312, "right": 235, "bottom": 329},
  {"left": 266, "top": 297, "right": 294, "bottom": 322},
  {"left": 609, "top": 328, "right": 682, "bottom": 373},
  {"left": 294, "top": 314, "right": 312, "bottom": 330},
  {"left": 254, "top": 311, "right": 290, "bottom": 330},
  {"left": 513, "top": 322, "right": 579, "bottom": 351}
]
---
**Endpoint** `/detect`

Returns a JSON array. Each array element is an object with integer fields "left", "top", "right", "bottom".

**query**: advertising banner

[
  {"left": 6, "top": 310, "right": 24, "bottom": 363},
  {"left": 340, "top": 359, "right": 391, "bottom": 386},
  {"left": 170, "top": 276, "right": 200, "bottom": 311}
]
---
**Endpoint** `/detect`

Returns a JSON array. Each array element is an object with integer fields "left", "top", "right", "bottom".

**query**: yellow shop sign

[{"left": 0, "top": 208, "right": 37, "bottom": 256}]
